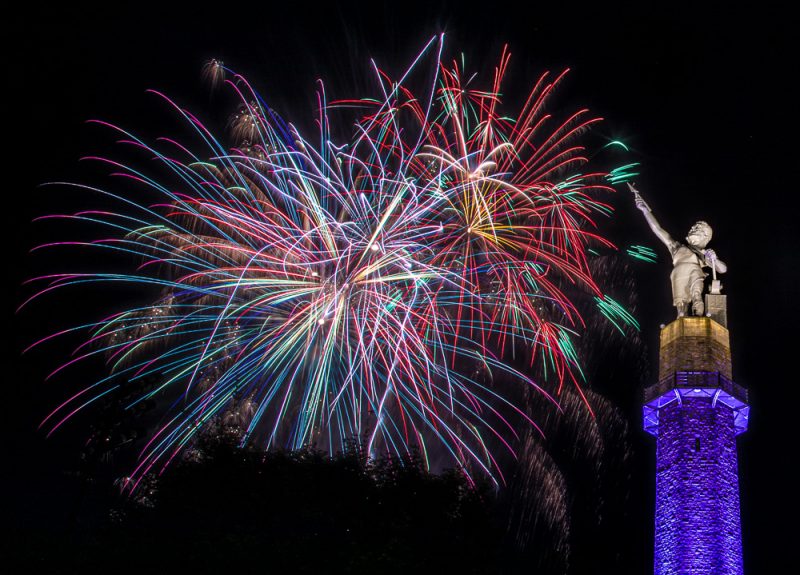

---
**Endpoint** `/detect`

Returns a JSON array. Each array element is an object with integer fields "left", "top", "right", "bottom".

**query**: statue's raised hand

[{"left": 628, "top": 183, "right": 651, "bottom": 213}]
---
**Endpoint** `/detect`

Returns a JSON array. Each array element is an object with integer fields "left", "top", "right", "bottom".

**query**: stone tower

[{"left": 642, "top": 295, "right": 748, "bottom": 574}]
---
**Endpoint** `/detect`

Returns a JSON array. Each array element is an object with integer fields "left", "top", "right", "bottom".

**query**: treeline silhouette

[{"left": 14, "top": 435, "right": 519, "bottom": 574}]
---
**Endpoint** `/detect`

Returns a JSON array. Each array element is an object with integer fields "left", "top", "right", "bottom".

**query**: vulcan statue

[{"left": 629, "top": 183, "right": 727, "bottom": 317}]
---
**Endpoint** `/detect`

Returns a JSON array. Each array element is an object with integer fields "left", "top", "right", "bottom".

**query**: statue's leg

[
  {"left": 671, "top": 267, "right": 690, "bottom": 318},
  {"left": 692, "top": 297, "right": 704, "bottom": 316},
  {"left": 689, "top": 268, "right": 705, "bottom": 316}
]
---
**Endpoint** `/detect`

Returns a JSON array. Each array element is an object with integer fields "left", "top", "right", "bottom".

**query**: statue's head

[{"left": 686, "top": 221, "right": 712, "bottom": 248}]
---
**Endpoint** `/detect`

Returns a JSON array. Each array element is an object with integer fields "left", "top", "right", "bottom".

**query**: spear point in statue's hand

[{"left": 628, "top": 182, "right": 651, "bottom": 213}]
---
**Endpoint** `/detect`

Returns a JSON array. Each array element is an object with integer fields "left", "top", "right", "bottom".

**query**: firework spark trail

[{"left": 24, "top": 36, "right": 634, "bottom": 489}]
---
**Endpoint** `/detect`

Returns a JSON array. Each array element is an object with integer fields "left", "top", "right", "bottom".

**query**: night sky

[{"left": 7, "top": 2, "right": 795, "bottom": 572}]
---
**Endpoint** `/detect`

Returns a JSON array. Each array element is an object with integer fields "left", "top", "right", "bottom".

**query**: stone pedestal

[{"left": 644, "top": 316, "right": 748, "bottom": 575}]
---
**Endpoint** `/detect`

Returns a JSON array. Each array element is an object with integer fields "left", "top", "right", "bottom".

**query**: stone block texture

[
  {"left": 649, "top": 316, "right": 746, "bottom": 575},
  {"left": 653, "top": 393, "right": 744, "bottom": 575},
  {"left": 658, "top": 317, "right": 732, "bottom": 380}
]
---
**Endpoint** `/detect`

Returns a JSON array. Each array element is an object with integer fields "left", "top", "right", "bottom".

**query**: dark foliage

[{"left": 10, "top": 441, "right": 514, "bottom": 574}]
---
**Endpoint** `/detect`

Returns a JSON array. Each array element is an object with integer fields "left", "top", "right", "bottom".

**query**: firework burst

[{"left": 23, "top": 36, "right": 628, "bottom": 489}]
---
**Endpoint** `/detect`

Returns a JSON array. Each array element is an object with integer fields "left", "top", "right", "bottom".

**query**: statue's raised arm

[
  {"left": 629, "top": 183, "right": 727, "bottom": 318},
  {"left": 628, "top": 183, "right": 677, "bottom": 251}
]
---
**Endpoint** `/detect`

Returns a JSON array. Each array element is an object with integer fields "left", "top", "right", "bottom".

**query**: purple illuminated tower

[{"left": 643, "top": 295, "right": 749, "bottom": 575}]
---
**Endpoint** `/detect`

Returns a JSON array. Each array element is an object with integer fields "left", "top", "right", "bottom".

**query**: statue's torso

[{"left": 670, "top": 243, "right": 702, "bottom": 267}]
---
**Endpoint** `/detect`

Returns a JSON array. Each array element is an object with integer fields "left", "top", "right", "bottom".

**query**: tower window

[{"left": 694, "top": 438, "right": 701, "bottom": 452}]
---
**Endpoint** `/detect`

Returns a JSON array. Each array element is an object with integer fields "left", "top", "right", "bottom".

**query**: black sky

[{"left": 7, "top": 2, "right": 796, "bottom": 572}]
